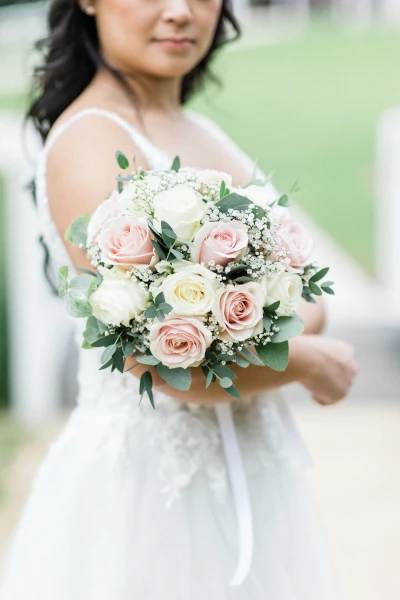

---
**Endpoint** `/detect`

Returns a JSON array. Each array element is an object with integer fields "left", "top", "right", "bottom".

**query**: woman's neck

[{"left": 91, "top": 68, "right": 184, "bottom": 119}]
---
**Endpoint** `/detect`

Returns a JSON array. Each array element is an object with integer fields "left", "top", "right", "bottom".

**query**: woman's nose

[{"left": 162, "top": 0, "right": 193, "bottom": 24}]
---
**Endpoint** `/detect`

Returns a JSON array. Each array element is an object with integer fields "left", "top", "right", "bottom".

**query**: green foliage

[
  {"left": 58, "top": 267, "right": 98, "bottom": 318},
  {"left": 215, "top": 192, "right": 252, "bottom": 213},
  {"left": 115, "top": 150, "right": 129, "bottom": 170},
  {"left": 144, "top": 291, "right": 173, "bottom": 322},
  {"left": 139, "top": 371, "right": 154, "bottom": 408},
  {"left": 156, "top": 364, "right": 192, "bottom": 391},
  {"left": 256, "top": 341, "right": 289, "bottom": 371},
  {"left": 271, "top": 315, "right": 304, "bottom": 343},
  {"left": 170, "top": 156, "right": 181, "bottom": 171},
  {"left": 64, "top": 214, "right": 90, "bottom": 249}
]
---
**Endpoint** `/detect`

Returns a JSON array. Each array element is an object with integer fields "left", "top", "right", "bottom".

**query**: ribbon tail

[{"left": 215, "top": 402, "right": 254, "bottom": 587}]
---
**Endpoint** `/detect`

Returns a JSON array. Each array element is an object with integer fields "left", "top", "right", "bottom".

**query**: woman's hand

[{"left": 296, "top": 334, "right": 359, "bottom": 405}]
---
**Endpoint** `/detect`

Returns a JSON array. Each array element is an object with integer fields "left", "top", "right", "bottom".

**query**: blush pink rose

[
  {"left": 149, "top": 317, "right": 212, "bottom": 369},
  {"left": 87, "top": 192, "right": 120, "bottom": 243},
  {"left": 191, "top": 221, "right": 248, "bottom": 267},
  {"left": 277, "top": 217, "right": 314, "bottom": 269},
  {"left": 98, "top": 216, "right": 156, "bottom": 268},
  {"left": 212, "top": 282, "right": 265, "bottom": 342}
]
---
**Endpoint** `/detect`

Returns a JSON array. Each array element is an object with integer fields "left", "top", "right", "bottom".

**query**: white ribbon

[
  {"left": 215, "top": 402, "right": 254, "bottom": 587},
  {"left": 215, "top": 393, "right": 311, "bottom": 587}
]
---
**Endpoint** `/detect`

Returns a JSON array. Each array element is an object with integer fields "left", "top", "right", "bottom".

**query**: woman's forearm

[{"left": 145, "top": 335, "right": 315, "bottom": 405}]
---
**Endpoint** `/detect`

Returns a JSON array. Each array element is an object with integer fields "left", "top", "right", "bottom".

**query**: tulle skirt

[{"left": 0, "top": 398, "right": 337, "bottom": 600}]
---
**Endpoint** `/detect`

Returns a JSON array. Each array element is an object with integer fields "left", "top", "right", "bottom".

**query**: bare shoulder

[{"left": 46, "top": 109, "right": 148, "bottom": 268}]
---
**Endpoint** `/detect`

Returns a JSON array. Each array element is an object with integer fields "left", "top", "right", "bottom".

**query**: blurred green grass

[
  {"left": 0, "top": 178, "right": 8, "bottom": 408},
  {"left": 192, "top": 22, "right": 400, "bottom": 272}
]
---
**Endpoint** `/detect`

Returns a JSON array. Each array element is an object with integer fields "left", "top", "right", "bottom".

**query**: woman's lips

[{"left": 155, "top": 38, "right": 194, "bottom": 51}]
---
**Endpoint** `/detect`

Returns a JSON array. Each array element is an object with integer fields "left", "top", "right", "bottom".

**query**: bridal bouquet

[{"left": 58, "top": 153, "right": 334, "bottom": 406}]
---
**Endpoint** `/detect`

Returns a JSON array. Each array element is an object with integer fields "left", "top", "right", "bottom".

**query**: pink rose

[
  {"left": 213, "top": 282, "right": 265, "bottom": 342},
  {"left": 191, "top": 221, "right": 248, "bottom": 267},
  {"left": 87, "top": 192, "right": 120, "bottom": 243},
  {"left": 149, "top": 317, "right": 212, "bottom": 369},
  {"left": 277, "top": 217, "right": 314, "bottom": 269},
  {"left": 98, "top": 216, "right": 156, "bottom": 268}
]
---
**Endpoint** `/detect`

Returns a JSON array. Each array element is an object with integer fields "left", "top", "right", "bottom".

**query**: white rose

[
  {"left": 237, "top": 182, "right": 279, "bottom": 209},
  {"left": 160, "top": 264, "right": 219, "bottom": 316},
  {"left": 152, "top": 184, "right": 206, "bottom": 241},
  {"left": 198, "top": 170, "right": 232, "bottom": 187},
  {"left": 90, "top": 267, "right": 149, "bottom": 327},
  {"left": 262, "top": 272, "right": 303, "bottom": 317}
]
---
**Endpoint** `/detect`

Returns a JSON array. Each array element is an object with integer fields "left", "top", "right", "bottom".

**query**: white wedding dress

[{"left": 0, "top": 108, "right": 337, "bottom": 599}]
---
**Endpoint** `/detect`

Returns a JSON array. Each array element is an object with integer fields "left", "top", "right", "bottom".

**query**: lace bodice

[{"left": 35, "top": 107, "right": 307, "bottom": 512}]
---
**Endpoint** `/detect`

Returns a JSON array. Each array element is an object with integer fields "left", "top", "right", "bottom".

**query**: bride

[{"left": 0, "top": 0, "right": 357, "bottom": 597}]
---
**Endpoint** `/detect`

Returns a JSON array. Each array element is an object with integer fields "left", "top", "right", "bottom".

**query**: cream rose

[
  {"left": 191, "top": 221, "right": 248, "bottom": 267},
  {"left": 87, "top": 192, "right": 120, "bottom": 243},
  {"left": 198, "top": 170, "right": 232, "bottom": 186},
  {"left": 237, "top": 182, "right": 279, "bottom": 209},
  {"left": 277, "top": 217, "right": 314, "bottom": 269},
  {"left": 98, "top": 216, "right": 157, "bottom": 268},
  {"left": 90, "top": 267, "right": 149, "bottom": 327},
  {"left": 149, "top": 316, "right": 212, "bottom": 369},
  {"left": 160, "top": 264, "right": 219, "bottom": 316},
  {"left": 212, "top": 282, "right": 265, "bottom": 342},
  {"left": 262, "top": 272, "right": 303, "bottom": 317},
  {"left": 152, "top": 184, "right": 206, "bottom": 241}
]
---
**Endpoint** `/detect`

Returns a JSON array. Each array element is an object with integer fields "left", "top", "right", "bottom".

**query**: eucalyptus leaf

[
  {"left": 90, "top": 333, "right": 120, "bottom": 348},
  {"left": 322, "top": 286, "right": 335, "bottom": 295},
  {"left": 83, "top": 316, "right": 107, "bottom": 344},
  {"left": 116, "top": 150, "right": 129, "bottom": 169},
  {"left": 136, "top": 354, "right": 160, "bottom": 365},
  {"left": 122, "top": 340, "right": 134, "bottom": 358},
  {"left": 144, "top": 305, "right": 159, "bottom": 319},
  {"left": 113, "top": 346, "right": 125, "bottom": 373},
  {"left": 234, "top": 276, "right": 253, "bottom": 283},
  {"left": 151, "top": 240, "right": 167, "bottom": 260},
  {"left": 278, "top": 194, "right": 290, "bottom": 207},
  {"left": 256, "top": 341, "right": 289, "bottom": 372},
  {"left": 236, "top": 356, "right": 250, "bottom": 368},
  {"left": 154, "top": 292, "right": 166, "bottom": 306},
  {"left": 57, "top": 266, "right": 69, "bottom": 298},
  {"left": 64, "top": 214, "right": 90, "bottom": 248},
  {"left": 156, "top": 364, "right": 192, "bottom": 391},
  {"left": 170, "top": 156, "right": 180, "bottom": 171},
  {"left": 309, "top": 281, "right": 322, "bottom": 296},
  {"left": 263, "top": 314, "right": 272, "bottom": 331},
  {"left": 101, "top": 344, "right": 117, "bottom": 364},
  {"left": 272, "top": 315, "right": 304, "bottom": 343},
  {"left": 139, "top": 371, "right": 154, "bottom": 409},
  {"left": 169, "top": 248, "right": 184, "bottom": 260},
  {"left": 213, "top": 365, "right": 237, "bottom": 380},
  {"left": 310, "top": 267, "right": 329, "bottom": 283},
  {"left": 238, "top": 346, "right": 264, "bottom": 366},
  {"left": 265, "top": 300, "right": 281, "bottom": 314},
  {"left": 99, "top": 358, "right": 113, "bottom": 371},
  {"left": 215, "top": 192, "right": 253, "bottom": 214},
  {"left": 224, "top": 384, "right": 241, "bottom": 399},
  {"left": 205, "top": 369, "right": 214, "bottom": 388},
  {"left": 219, "top": 377, "right": 233, "bottom": 389},
  {"left": 65, "top": 288, "right": 92, "bottom": 318},
  {"left": 158, "top": 302, "right": 173, "bottom": 315},
  {"left": 82, "top": 339, "right": 92, "bottom": 350}
]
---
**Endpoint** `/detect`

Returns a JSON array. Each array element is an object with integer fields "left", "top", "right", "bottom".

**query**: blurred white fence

[
  {"left": 0, "top": 112, "right": 73, "bottom": 425},
  {"left": 376, "top": 109, "right": 400, "bottom": 321}
]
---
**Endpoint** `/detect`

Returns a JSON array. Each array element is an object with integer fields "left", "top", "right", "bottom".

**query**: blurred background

[{"left": 0, "top": 0, "right": 399, "bottom": 598}]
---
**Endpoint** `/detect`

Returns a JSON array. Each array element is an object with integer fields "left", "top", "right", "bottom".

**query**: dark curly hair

[{"left": 27, "top": 0, "right": 241, "bottom": 141}]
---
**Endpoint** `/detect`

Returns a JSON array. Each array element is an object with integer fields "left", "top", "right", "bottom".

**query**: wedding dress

[{"left": 0, "top": 108, "right": 337, "bottom": 599}]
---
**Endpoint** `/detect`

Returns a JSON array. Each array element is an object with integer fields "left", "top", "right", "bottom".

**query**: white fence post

[
  {"left": 1, "top": 112, "right": 73, "bottom": 425},
  {"left": 376, "top": 108, "right": 400, "bottom": 320}
]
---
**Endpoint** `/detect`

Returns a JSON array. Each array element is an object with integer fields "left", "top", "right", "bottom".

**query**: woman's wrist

[{"left": 288, "top": 335, "right": 320, "bottom": 384}]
